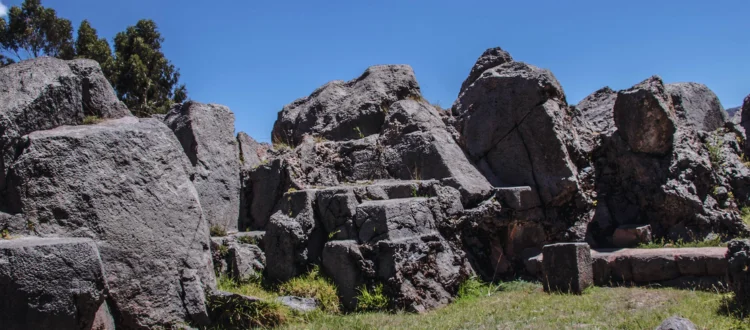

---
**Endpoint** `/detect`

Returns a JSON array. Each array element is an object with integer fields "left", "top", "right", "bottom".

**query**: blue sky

[{"left": 3, "top": 0, "right": 749, "bottom": 142}]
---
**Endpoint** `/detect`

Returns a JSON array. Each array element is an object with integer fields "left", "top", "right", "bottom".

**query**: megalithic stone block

[{"left": 542, "top": 243, "right": 593, "bottom": 294}]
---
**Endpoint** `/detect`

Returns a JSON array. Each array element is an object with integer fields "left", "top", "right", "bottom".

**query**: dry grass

[{"left": 279, "top": 281, "right": 749, "bottom": 330}]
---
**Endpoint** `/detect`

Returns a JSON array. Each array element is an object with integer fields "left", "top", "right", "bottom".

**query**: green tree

[
  {"left": 112, "top": 19, "right": 187, "bottom": 116},
  {"left": 75, "top": 20, "right": 114, "bottom": 78},
  {"left": 0, "top": 0, "right": 74, "bottom": 60}
]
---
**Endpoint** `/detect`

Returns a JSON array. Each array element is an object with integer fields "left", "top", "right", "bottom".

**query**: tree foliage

[
  {"left": 0, "top": 1, "right": 188, "bottom": 117},
  {"left": 112, "top": 19, "right": 186, "bottom": 116},
  {"left": 75, "top": 20, "right": 113, "bottom": 75},
  {"left": 0, "top": 0, "right": 74, "bottom": 61}
]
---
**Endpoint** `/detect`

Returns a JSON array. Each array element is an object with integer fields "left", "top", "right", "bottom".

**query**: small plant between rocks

[
  {"left": 82, "top": 115, "right": 103, "bottom": 125},
  {"left": 210, "top": 225, "right": 228, "bottom": 237}
]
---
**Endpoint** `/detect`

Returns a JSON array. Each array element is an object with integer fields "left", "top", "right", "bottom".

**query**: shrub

[
  {"left": 356, "top": 284, "right": 389, "bottom": 312},
  {"left": 706, "top": 132, "right": 725, "bottom": 169},
  {"left": 210, "top": 225, "right": 228, "bottom": 237},
  {"left": 278, "top": 266, "right": 340, "bottom": 313}
]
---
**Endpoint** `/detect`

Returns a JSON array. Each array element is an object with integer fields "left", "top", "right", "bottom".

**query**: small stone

[
  {"left": 276, "top": 296, "right": 319, "bottom": 312},
  {"left": 654, "top": 316, "right": 697, "bottom": 330},
  {"left": 542, "top": 243, "right": 593, "bottom": 294}
]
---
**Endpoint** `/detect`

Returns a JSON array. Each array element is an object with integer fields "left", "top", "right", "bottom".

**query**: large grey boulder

[
  {"left": 0, "top": 238, "right": 111, "bottom": 330},
  {"left": 264, "top": 65, "right": 491, "bottom": 206},
  {"left": 5, "top": 117, "right": 215, "bottom": 328},
  {"left": 0, "top": 57, "right": 130, "bottom": 192},
  {"left": 272, "top": 65, "right": 422, "bottom": 146},
  {"left": 666, "top": 82, "right": 727, "bottom": 132},
  {"left": 165, "top": 101, "right": 241, "bottom": 232},
  {"left": 453, "top": 59, "right": 579, "bottom": 207},
  {"left": 613, "top": 76, "right": 677, "bottom": 155}
]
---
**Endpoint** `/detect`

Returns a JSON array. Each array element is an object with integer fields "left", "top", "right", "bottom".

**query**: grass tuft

[
  {"left": 278, "top": 266, "right": 340, "bottom": 313},
  {"left": 356, "top": 283, "right": 389, "bottom": 312},
  {"left": 82, "top": 115, "right": 102, "bottom": 125},
  {"left": 210, "top": 225, "right": 228, "bottom": 237},
  {"left": 236, "top": 235, "right": 258, "bottom": 245}
]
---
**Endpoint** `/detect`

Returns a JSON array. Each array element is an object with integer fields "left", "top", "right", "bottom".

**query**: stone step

[{"left": 526, "top": 247, "right": 727, "bottom": 286}]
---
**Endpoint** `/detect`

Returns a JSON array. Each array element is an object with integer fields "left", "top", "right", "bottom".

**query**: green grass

[
  {"left": 638, "top": 236, "right": 726, "bottom": 249},
  {"left": 742, "top": 207, "right": 750, "bottom": 227},
  {"left": 278, "top": 267, "right": 340, "bottom": 313},
  {"left": 278, "top": 282, "right": 749, "bottom": 330}
]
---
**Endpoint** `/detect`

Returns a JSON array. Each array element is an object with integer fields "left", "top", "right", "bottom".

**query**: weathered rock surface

[
  {"left": 0, "top": 57, "right": 130, "bottom": 193},
  {"left": 666, "top": 82, "right": 727, "bottom": 132},
  {"left": 165, "top": 101, "right": 241, "bottom": 232},
  {"left": 655, "top": 316, "right": 697, "bottom": 330},
  {"left": 0, "top": 238, "right": 110, "bottom": 330},
  {"left": 5, "top": 117, "right": 215, "bottom": 328},
  {"left": 614, "top": 76, "right": 677, "bottom": 155}
]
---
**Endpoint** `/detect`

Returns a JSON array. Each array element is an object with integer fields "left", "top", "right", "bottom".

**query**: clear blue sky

[{"left": 4, "top": 0, "right": 749, "bottom": 142}]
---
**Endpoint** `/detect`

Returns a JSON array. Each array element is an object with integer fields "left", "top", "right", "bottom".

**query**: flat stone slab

[{"left": 527, "top": 247, "right": 727, "bottom": 285}]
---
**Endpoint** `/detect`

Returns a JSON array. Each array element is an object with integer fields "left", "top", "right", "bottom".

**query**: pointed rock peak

[{"left": 459, "top": 47, "right": 514, "bottom": 93}]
